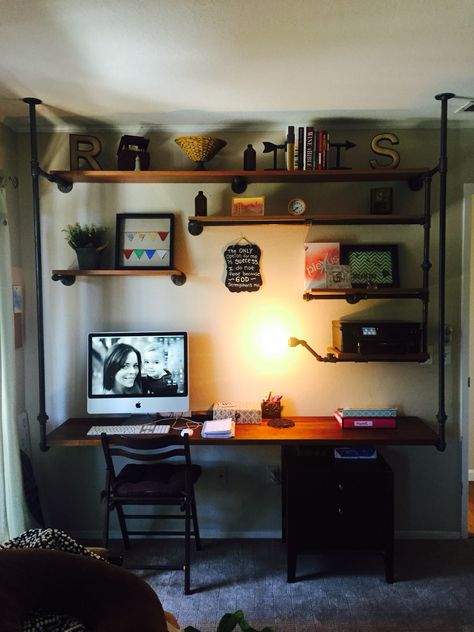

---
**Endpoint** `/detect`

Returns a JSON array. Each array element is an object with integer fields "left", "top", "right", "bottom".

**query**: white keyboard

[{"left": 87, "top": 424, "right": 170, "bottom": 436}]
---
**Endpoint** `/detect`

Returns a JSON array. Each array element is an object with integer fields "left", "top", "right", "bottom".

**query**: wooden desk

[{"left": 47, "top": 416, "right": 438, "bottom": 448}]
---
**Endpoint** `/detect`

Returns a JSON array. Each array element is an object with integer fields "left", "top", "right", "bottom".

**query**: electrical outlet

[{"left": 215, "top": 465, "right": 228, "bottom": 485}]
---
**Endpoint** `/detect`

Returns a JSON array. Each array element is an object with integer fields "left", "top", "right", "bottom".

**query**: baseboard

[{"left": 69, "top": 528, "right": 462, "bottom": 541}]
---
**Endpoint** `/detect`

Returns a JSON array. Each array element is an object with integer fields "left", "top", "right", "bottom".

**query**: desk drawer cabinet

[{"left": 283, "top": 448, "right": 393, "bottom": 583}]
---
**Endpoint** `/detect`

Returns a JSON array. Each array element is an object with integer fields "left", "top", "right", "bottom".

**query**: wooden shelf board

[
  {"left": 327, "top": 347, "right": 429, "bottom": 362},
  {"left": 189, "top": 214, "right": 426, "bottom": 226},
  {"left": 51, "top": 269, "right": 181, "bottom": 277},
  {"left": 51, "top": 168, "right": 429, "bottom": 185},
  {"left": 304, "top": 288, "right": 427, "bottom": 300}
]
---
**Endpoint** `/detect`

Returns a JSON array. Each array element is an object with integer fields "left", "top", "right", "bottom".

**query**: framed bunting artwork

[
  {"left": 115, "top": 213, "right": 175, "bottom": 270},
  {"left": 340, "top": 244, "right": 399, "bottom": 288}
]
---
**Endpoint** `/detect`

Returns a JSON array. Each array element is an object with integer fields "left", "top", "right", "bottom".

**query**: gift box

[{"left": 213, "top": 401, "right": 262, "bottom": 424}]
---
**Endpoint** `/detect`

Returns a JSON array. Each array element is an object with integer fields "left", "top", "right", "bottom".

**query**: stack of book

[
  {"left": 288, "top": 125, "right": 330, "bottom": 171},
  {"left": 334, "top": 407, "right": 398, "bottom": 429}
]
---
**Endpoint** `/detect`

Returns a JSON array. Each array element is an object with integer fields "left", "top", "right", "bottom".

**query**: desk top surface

[{"left": 47, "top": 416, "right": 439, "bottom": 448}]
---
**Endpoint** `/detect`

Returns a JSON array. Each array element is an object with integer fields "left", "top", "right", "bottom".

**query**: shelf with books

[{"left": 50, "top": 168, "right": 429, "bottom": 187}]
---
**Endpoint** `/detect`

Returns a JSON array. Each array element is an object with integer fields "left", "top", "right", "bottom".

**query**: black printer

[{"left": 332, "top": 320, "right": 422, "bottom": 354}]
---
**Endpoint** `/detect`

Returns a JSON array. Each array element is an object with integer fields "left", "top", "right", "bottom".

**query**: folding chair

[{"left": 100, "top": 432, "right": 201, "bottom": 594}]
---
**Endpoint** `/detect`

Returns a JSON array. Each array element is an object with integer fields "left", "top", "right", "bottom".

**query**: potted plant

[
  {"left": 62, "top": 222, "right": 108, "bottom": 270},
  {"left": 184, "top": 610, "right": 273, "bottom": 632}
]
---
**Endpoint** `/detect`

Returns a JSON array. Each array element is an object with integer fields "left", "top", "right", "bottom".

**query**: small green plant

[
  {"left": 184, "top": 610, "right": 273, "bottom": 632},
  {"left": 62, "top": 222, "right": 108, "bottom": 251}
]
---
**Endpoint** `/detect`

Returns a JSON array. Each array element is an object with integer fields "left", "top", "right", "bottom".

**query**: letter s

[{"left": 369, "top": 133, "right": 400, "bottom": 169}]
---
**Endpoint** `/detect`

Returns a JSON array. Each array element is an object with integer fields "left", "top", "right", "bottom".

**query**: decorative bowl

[{"left": 175, "top": 136, "right": 227, "bottom": 170}]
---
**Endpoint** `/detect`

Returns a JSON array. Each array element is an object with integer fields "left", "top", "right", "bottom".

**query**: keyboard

[{"left": 87, "top": 424, "right": 170, "bottom": 436}]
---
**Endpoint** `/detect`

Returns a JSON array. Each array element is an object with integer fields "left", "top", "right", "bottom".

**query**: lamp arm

[{"left": 288, "top": 337, "right": 337, "bottom": 363}]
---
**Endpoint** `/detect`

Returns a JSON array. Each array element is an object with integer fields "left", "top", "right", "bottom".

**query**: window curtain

[{"left": 0, "top": 185, "right": 26, "bottom": 540}]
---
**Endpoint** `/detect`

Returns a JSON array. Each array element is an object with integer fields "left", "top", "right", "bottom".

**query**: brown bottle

[
  {"left": 243, "top": 144, "right": 256, "bottom": 170},
  {"left": 194, "top": 190, "right": 207, "bottom": 216}
]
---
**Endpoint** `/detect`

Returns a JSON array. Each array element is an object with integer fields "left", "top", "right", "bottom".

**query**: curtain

[{"left": 0, "top": 184, "right": 26, "bottom": 540}]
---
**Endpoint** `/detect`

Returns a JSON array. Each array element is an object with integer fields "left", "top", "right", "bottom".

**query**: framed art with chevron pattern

[
  {"left": 340, "top": 244, "right": 399, "bottom": 288},
  {"left": 114, "top": 213, "right": 175, "bottom": 270}
]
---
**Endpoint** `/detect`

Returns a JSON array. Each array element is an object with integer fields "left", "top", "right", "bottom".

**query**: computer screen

[{"left": 87, "top": 331, "right": 189, "bottom": 416}]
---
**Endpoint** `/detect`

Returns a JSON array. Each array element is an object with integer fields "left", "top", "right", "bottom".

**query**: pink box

[{"left": 304, "top": 242, "right": 340, "bottom": 289}]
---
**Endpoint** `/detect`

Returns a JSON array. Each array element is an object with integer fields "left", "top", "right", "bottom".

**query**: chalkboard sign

[{"left": 224, "top": 243, "right": 262, "bottom": 292}]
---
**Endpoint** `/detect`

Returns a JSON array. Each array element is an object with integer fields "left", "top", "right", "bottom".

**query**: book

[
  {"left": 336, "top": 407, "right": 398, "bottom": 418},
  {"left": 305, "top": 127, "right": 315, "bottom": 170},
  {"left": 201, "top": 418, "right": 235, "bottom": 438},
  {"left": 334, "top": 410, "right": 397, "bottom": 429},
  {"left": 297, "top": 127, "right": 305, "bottom": 170},
  {"left": 304, "top": 242, "right": 340, "bottom": 289}
]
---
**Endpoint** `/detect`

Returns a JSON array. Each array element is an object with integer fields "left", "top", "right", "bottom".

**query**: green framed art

[{"left": 340, "top": 244, "right": 399, "bottom": 288}]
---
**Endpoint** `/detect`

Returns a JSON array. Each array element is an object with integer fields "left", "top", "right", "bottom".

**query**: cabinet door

[{"left": 286, "top": 460, "right": 392, "bottom": 552}]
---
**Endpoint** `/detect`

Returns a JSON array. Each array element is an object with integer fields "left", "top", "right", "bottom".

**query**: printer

[{"left": 332, "top": 320, "right": 422, "bottom": 354}]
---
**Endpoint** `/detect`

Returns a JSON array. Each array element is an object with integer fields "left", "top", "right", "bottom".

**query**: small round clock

[{"left": 288, "top": 197, "right": 307, "bottom": 216}]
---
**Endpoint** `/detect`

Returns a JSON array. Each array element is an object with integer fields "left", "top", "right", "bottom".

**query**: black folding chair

[{"left": 100, "top": 432, "right": 201, "bottom": 594}]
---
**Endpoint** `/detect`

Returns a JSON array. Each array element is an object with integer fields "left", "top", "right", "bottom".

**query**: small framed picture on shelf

[
  {"left": 115, "top": 213, "right": 175, "bottom": 270},
  {"left": 325, "top": 264, "right": 352, "bottom": 289},
  {"left": 370, "top": 187, "right": 393, "bottom": 214},
  {"left": 231, "top": 196, "right": 265, "bottom": 216},
  {"left": 340, "top": 244, "right": 399, "bottom": 288}
]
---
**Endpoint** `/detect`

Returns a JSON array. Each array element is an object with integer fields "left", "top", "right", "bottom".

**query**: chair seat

[{"left": 114, "top": 463, "right": 202, "bottom": 498}]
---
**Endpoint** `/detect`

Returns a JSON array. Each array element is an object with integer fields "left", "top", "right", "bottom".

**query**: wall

[{"left": 16, "top": 124, "right": 470, "bottom": 539}]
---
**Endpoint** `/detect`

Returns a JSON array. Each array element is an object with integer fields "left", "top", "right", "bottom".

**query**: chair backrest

[{"left": 100, "top": 433, "right": 194, "bottom": 494}]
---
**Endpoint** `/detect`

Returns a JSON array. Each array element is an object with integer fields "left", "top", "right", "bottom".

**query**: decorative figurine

[
  {"left": 243, "top": 144, "right": 257, "bottom": 170},
  {"left": 369, "top": 133, "right": 400, "bottom": 169},
  {"left": 262, "top": 141, "right": 286, "bottom": 170},
  {"left": 329, "top": 140, "right": 356, "bottom": 169}
]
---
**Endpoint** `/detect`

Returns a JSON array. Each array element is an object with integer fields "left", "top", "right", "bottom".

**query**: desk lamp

[
  {"left": 288, "top": 337, "right": 337, "bottom": 363},
  {"left": 288, "top": 337, "right": 337, "bottom": 362}
]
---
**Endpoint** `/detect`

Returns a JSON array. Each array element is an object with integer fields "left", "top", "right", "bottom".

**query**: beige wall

[{"left": 15, "top": 124, "right": 470, "bottom": 538}]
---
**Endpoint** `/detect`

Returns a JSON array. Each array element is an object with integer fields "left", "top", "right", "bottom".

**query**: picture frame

[
  {"left": 340, "top": 244, "right": 399, "bottom": 288},
  {"left": 231, "top": 196, "right": 265, "bottom": 216},
  {"left": 325, "top": 264, "right": 352, "bottom": 289},
  {"left": 115, "top": 213, "right": 175, "bottom": 270}
]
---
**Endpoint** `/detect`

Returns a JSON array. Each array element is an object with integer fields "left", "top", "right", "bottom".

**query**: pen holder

[{"left": 261, "top": 400, "right": 282, "bottom": 419}]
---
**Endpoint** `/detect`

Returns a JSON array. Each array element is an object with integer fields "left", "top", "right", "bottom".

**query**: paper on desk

[{"left": 201, "top": 418, "right": 235, "bottom": 438}]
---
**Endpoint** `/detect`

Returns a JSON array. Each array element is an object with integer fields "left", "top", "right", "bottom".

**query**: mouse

[{"left": 180, "top": 428, "right": 194, "bottom": 437}]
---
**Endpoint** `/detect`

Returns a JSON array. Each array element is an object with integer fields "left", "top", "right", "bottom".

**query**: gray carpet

[{"left": 116, "top": 538, "right": 474, "bottom": 632}]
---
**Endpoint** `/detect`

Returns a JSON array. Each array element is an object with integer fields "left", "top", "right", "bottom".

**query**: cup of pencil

[{"left": 261, "top": 394, "right": 282, "bottom": 419}]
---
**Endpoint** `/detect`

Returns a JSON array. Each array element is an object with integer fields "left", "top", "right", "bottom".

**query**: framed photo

[
  {"left": 340, "top": 244, "right": 399, "bottom": 288},
  {"left": 370, "top": 187, "right": 393, "bottom": 214},
  {"left": 115, "top": 213, "right": 174, "bottom": 270},
  {"left": 325, "top": 264, "right": 352, "bottom": 289},
  {"left": 231, "top": 196, "right": 265, "bottom": 216}
]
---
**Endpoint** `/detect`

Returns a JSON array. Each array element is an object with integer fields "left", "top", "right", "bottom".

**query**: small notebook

[{"left": 201, "top": 418, "right": 235, "bottom": 438}]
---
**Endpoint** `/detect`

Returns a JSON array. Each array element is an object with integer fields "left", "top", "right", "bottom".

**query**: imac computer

[{"left": 87, "top": 331, "right": 189, "bottom": 417}]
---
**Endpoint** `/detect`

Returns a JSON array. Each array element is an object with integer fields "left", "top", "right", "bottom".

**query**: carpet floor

[{"left": 110, "top": 538, "right": 474, "bottom": 632}]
